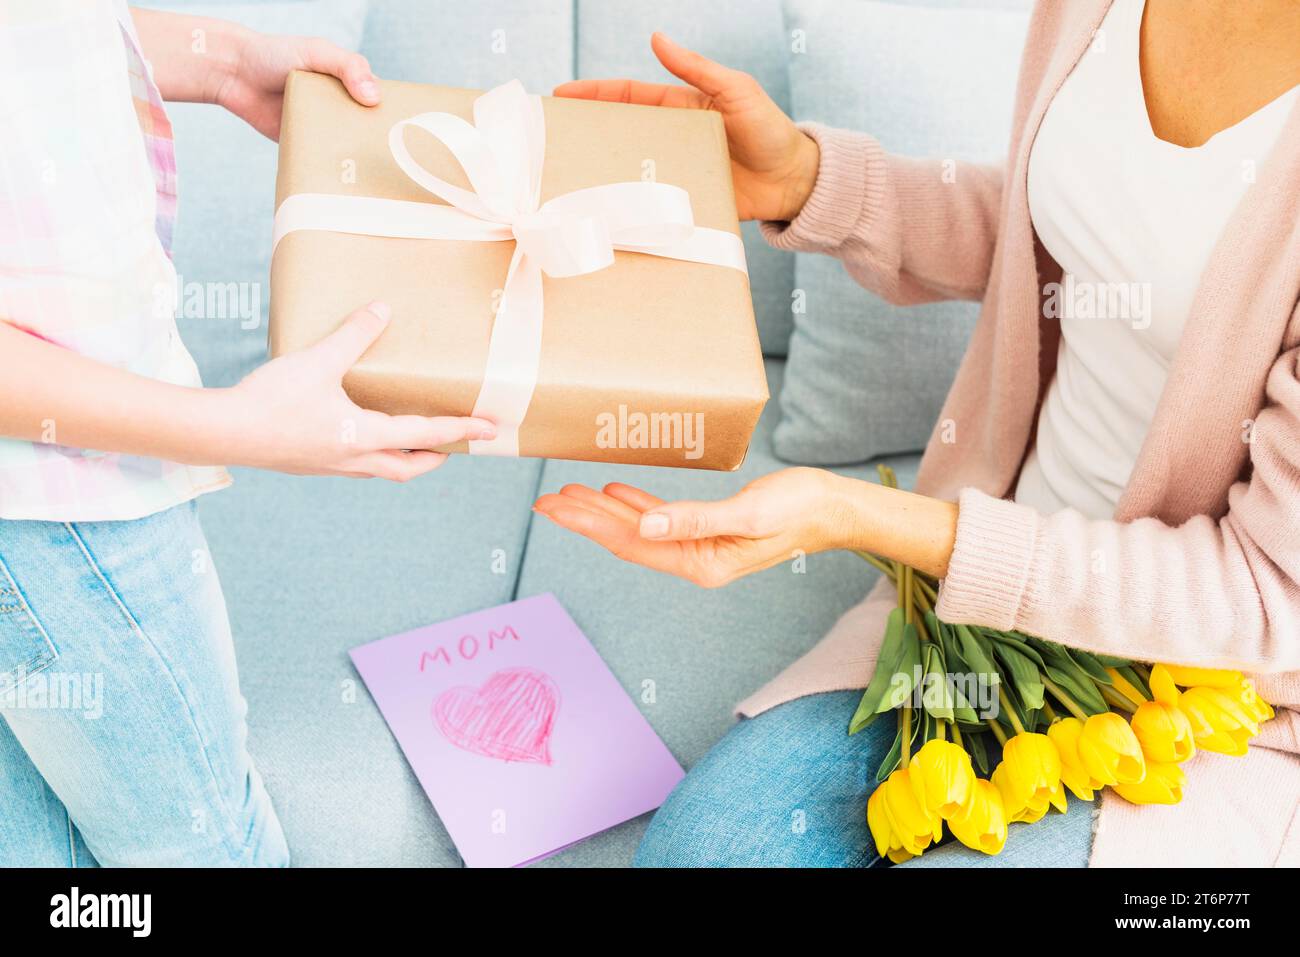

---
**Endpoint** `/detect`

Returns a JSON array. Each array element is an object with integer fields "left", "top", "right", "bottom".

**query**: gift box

[{"left": 269, "top": 71, "right": 767, "bottom": 470}]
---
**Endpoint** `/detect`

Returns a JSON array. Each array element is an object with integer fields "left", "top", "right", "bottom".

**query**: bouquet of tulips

[{"left": 855, "top": 467, "right": 1275, "bottom": 862}]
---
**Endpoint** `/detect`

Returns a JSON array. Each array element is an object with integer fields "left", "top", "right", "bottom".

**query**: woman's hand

[
  {"left": 534, "top": 468, "right": 852, "bottom": 588},
  {"left": 534, "top": 467, "right": 960, "bottom": 586},
  {"left": 213, "top": 28, "right": 379, "bottom": 140},
  {"left": 211, "top": 302, "right": 495, "bottom": 481},
  {"left": 554, "top": 33, "right": 819, "bottom": 223}
]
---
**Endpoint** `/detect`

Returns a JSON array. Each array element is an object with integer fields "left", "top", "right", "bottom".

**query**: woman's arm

[
  {"left": 936, "top": 345, "right": 1300, "bottom": 674},
  {"left": 536, "top": 348, "right": 1300, "bottom": 674},
  {"left": 533, "top": 467, "right": 957, "bottom": 586},
  {"left": 0, "top": 306, "right": 495, "bottom": 482},
  {"left": 130, "top": 6, "right": 379, "bottom": 139},
  {"left": 556, "top": 34, "right": 1005, "bottom": 304}
]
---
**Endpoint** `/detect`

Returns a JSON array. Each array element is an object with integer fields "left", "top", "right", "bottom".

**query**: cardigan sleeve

[
  {"left": 760, "top": 123, "right": 1005, "bottom": 304},
  {"left": 935, "top": 344, "right": 1300, "bottom": 674}
]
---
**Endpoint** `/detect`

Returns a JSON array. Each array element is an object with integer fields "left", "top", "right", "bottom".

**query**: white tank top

[{"left": 1016, "top": 0, "right": 1298, "bottom": 519}]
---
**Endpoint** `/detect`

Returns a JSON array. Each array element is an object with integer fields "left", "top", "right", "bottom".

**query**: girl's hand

[
  {"left": 215, "top": 302, "right": 495, "bottom": 482},
  {"left": 534, "top": 468, "right": 851, "bottom": 588},
  {"left": 554, "top": 33, "right": 819, "bottom": 223},
  {"left": 214, "top": 27, "right": 380, "bottom": 140}
]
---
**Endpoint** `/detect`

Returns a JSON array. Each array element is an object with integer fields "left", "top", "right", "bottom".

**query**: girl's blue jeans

[
  {"left": 635, "top": 691, "right": 1095, "bottom": 867},
  {"left": 0, "top": 501, "right": 288, "bottom": 866}
]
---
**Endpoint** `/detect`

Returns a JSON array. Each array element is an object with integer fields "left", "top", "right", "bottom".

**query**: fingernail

[
  {"left": 641, "top": 513, "right": 670, "bottom": 539},
  {"left": 367, "top": 300, "right": 391, "bottom": 322},
  {"left": 472, "top": 425, "right": 496, "bottom": 441},
  {"left": 358, "top": 78, "right": 379, "bottom": 100}
]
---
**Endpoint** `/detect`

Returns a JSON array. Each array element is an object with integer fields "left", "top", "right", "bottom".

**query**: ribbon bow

[{"left": 272, "top": 80, "right": 747, "bottom": 456}]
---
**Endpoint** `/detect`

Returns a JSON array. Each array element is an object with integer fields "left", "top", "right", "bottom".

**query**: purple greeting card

[{"left": 349, "top": 593, "right": 685, "bottom": 867}]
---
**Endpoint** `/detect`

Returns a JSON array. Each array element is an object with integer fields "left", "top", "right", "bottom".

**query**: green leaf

[
  {"left": 920, "top": 642, "right": 955, "bottom": 721},
  {"left": 992, "top": 641, "right": 1045, "bottom": 711},
  {"left": 1093, "top": 653, "right": 1132, "bottom": 668},
  {"left": 1044, "top": 663, "right": 1107, "bottom": 715},
  {"left": 849, "top": 608, "right": 907, "bottom": 734},
  {"left": 1118, "top": 664, "right": 1152, "bottom": 700},
  {"left": 875, "top": 711, "right": 922, "bottom": 783},
  {"left": 935, "top": 624, "right": 981, "bottom": 723},
  {"left": 954, "top": 624, "right": 1000, "bottom": 686},
  {"left": 878, "top": 622, "right": 923, "bottom": 713},
  {"left": 1066, "top": 647, "right": 1113, "bottom": 686},
  {"left": 987, "top": 631, "right": 1045, "bottom": 668}
]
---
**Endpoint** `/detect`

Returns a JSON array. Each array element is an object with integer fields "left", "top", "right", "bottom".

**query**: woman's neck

[{"left": 1140, "top": 0, "right": 1300, "bottom": 148}]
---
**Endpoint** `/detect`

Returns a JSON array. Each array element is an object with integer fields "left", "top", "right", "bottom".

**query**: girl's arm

[
  {"left": 556, "top": 34, "right": 1005, "bottom": 305},
  {"left": 130, "top": 6, "right": 379, "bottom": 139},
  {"left": 0, "top": 306, "right": 495, "bottom": 483}
]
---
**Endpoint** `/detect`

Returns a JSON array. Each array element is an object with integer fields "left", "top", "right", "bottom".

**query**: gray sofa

[{"left": 153, "top": 0, "right": 1025, "bottom": 865}]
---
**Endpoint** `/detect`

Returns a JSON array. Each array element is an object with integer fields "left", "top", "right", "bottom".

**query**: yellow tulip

[
  {"left": 1078, "top": 712, "right": 1146, "bottom": 785},
  {"left": 1179, "top": 686, "right": 1256, "bottom": 756},
  {"left": 1149, "top": 664, "right": 1181, "bottom": 705},
  {"left": 1130, "top": 700, "right": 1196, "bottom": 764},
  {"left": 948, "top": 778, "right": 1007, "bottom": 855},
  {"left": 1105, "top": 668, "right": 1148, "bottom": 709},
  {"left": 991, "top": 763, "right": 1037, "bottom": 823},
  {"left": 995, "top": 732, "right": 1064, "bottom": 821},
  {"left": 1159, "top": 665, "right": 1242, "bottom": 689},
  {"left": 1229, "top": 677, "right": 1275, "bottom": 724},
  {"left": 909, "top": 739, "right": 976, "bottom": 818},
  {"left": 992, "top": 760, "right": 1063, "bottom": 823},
  {"left": 867, "top": 782, "right": 915, "bottom": 863},
  {"left": 1048, "top": 717, "right": 1105, "bottom": 800},
  {"left": 1114, "top": 761, "right": 1186, "bottom": 805},
  {"left": 882, "top": 767, "right": 941, "bottom": 856}
]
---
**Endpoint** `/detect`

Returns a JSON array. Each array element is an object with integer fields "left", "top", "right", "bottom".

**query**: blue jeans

[
  {"left": 635, "top": 691, "right": 1094, "bottom": 867},
  {"left": 0, "top": 502, "right": 288, "bottom": 866}
]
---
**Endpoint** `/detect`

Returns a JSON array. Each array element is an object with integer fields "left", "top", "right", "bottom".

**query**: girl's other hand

[
  {"left": 215, "top": 27, "right": 380, "bottom": 140},
  {"left": 216, "top": 302, "right": 495, "bottom": 482},
  {"left": 554, "top": 33, "right": 819, "bottom": 223}
]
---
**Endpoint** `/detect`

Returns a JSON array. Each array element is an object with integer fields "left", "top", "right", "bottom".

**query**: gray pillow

[{"left": 774, "top": 0, "right": 1030, "bottom": 464}]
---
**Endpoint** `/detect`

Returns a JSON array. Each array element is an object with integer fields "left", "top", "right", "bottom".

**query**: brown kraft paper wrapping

[{"left": 269, "top": 71, "right": 768, "bottom": 470}]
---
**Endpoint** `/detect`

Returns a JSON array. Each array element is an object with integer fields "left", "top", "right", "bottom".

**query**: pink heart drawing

[{"left": 432, "top": 667, "right": 560, "bottom": 765}]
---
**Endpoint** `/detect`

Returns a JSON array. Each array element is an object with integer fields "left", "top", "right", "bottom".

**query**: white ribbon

[{"left": 272, "top": 79, "right": 748, "bottom": 456}]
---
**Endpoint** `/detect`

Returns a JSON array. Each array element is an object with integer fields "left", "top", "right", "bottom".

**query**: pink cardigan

[{"left": 746, "top": 0, "right": 1300, "bottom": 867}]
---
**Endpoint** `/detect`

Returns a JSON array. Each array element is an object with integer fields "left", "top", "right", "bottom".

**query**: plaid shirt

[{"left": 0, "top": 1, "right": 230, "bottom": 521}]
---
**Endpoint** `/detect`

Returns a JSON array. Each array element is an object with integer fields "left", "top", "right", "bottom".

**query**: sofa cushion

[
  {"left": 516, "top": 359, "right": 920, "bottom": 866},
  {"left": 360, "top": 0, "right": 573, "bottom": 92},
  {"left": 576, "top": 0, "right": 797, "bottom": 357},
  {"left": 772, "top": 0, "right": 1030, "bottom": 465},
  {"left": 199, "top": 455, "right": 542, "bottom": 866}
]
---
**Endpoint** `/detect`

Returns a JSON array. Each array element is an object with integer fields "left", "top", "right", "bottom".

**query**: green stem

[
  {"left": 913, "top": 576, "right": 934, "bottom": 616},
  {"left": 935, "top": 719, "right": 947, "bottom": 742},
  {"left": 1041, "top": 675, "right": 1089, "bottom": 721},
  {"left": 1100, "top": 685, "right": 1138, "bottom": 714},
  {"left": 998, "top": 688, "right": 1026, "bottom": 735},
  {"left": 1041, "top": 699, "right": 1059, "bottom": 723},
  {"left": 950, "top": 721, "right": 963, "bottom": 748},
  {"left": 985, "top": 718, "right": 1008, "bottom": 747},
  {"left": 856, "top": 551, "right": 897, "bottom": 580},
  {"left": 901, "top": 705, "right": 913, "bottom": 769}
]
